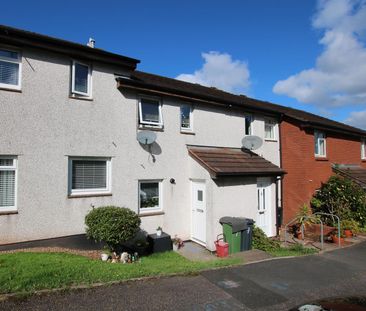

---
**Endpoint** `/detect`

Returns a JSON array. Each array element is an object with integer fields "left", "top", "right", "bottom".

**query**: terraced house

[{"left": 0, "top": 25, "right": 365, "bottom": 250}]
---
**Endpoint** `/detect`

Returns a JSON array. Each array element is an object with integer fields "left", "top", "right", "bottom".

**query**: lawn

[
  {"left": 268, "top": 244, "right": 318, "bottom": 257},
  {"left": 0, "top": 251, "right": 241, "bottom": 295}
]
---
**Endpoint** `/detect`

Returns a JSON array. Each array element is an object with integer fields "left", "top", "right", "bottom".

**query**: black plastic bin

[{"left": 240, "top": 218, "right": 255, "bottom": 251}]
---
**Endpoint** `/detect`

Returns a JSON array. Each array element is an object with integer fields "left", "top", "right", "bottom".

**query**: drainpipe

[{"left": 276, "top": 113, "right": 284, "bottom": 236}]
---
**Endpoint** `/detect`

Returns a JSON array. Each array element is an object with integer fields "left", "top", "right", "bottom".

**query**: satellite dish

[
  {"left": 242, "top": 135, "right": 263, "bottom": 150},
  {"left": 137, "top": 131, "right": 157, "bottom": 145}
]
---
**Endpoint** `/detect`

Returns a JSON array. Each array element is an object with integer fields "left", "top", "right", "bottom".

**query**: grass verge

[
  {"left": 0, "top": 251, "right": 241, "bottom": 295},
  {"left": 268, "top": 244, "right": 318, "bottom": 257}
]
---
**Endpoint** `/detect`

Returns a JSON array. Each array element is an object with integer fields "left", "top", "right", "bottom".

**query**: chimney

[{"left": 87, "top": 38, "right": 95, "bottom": 48}]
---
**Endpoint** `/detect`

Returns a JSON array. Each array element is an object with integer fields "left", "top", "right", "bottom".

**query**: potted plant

[
  {"left": 101, "top": 246, "right": 111, "bottom": 262},
  {"left": 341, "top": 219, "right": 359, "bottom": 238},
  {"left": 172, "top": 235, "right": 184, "bottom": 251},
  {"left": 331, "top": 230, "right": 345, "bottom": 244},
  {"left": 294, "top": 204, "right": 316, "bottom": 239},
  {"left": 156, "top": 226, "right": 162, "bottom": 237}
]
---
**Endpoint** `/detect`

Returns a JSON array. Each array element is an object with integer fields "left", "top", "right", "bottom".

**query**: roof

[
  {"left": 333, "top": 165, "right": 366, "bottom": 189},
  {"left": 0, "top": 25, "right": 140, "bottom": 70},
  {"left": 117, "top": 71, "right": 366, "bottom": 137},
  {"left": 188, "top": 145, "right": 286, "bottom": 177}
]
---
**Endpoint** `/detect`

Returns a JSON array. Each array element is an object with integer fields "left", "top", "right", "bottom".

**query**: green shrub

[
  {"left": 85, "top": 206, "right": 141, "bottom": 251},
  {"left": 341, "top": 219, "right": 360, "bottom": 232},
  {"left": 311, "top": 175, "right": 366, "bottom": 226},
  {"left": 252, "top": 226, "right": 280, "bottom": 252}
]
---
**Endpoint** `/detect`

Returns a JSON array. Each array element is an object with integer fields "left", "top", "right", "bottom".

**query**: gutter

[{"left": 117, "top": 79, "right": 281, "bottom": 117}]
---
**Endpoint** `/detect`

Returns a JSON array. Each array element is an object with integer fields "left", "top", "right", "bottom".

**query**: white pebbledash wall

[{"left": 0, "top": 47, "right": 280, "bottom": 248}]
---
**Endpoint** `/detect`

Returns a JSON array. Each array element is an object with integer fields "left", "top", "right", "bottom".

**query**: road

[{"left": 1, "top": 242, "right": 366, "bottom": 310}]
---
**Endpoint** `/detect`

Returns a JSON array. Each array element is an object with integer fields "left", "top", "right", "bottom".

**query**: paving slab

[
  {"left": 230, "top": 249, "right": 273, "bottom": 263},
  {"left": 178, "top": 241, "right": 216, "bottom": 261}
]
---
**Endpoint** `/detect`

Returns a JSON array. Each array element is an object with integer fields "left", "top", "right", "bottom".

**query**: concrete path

[{"left": 1, "top": 242, "right": 366, "bottom": 310}]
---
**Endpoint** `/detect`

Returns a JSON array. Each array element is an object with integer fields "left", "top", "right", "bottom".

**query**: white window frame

[
  {"left": 264, "top": 118, "right": 277, "bottom": 141},
  {"left": 138, "top": 180, "right": 163, "bottom": 213},
  {"left": 244, "top": 114, "right": 253, "bottom": 135},
  {"left": 314, "top": 130, "right": 327, "bottom": 157},
  {"left": 0, "top": 156, "right": 17, "bottom": 212},
  {"left": 180, "top": 104, "right": 193, "bottom": 132},
  {"left": 362, "top": 139, "right": 366, "bottom": 160},
  {"left": 68, "top": 157, "right": 111, "bottom": 196},
  {"left": 71, "top": 60, "right": 92, "bottom": 97},
  {"left": 138, "top": 96, "right": 163, "bottom": 127},
  {"left": 0, "top": 47, "right": 22, "bottom": 90}
]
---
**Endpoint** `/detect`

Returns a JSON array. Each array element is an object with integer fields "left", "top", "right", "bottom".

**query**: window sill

[
  {"left": 0, "top": 86, "right": 22, "bottom": 93},
  {"left": 68, "top": 193, "right": 112, "bottom": 199},
  {"left": 0, "top": 210, "right": 18, "bottom": 216},
  {"left": 138, "top": 125, "right": 164, "bottom": 132},
  {"left": 264, "top": 139, "right": 277, "bottom": 142},
  {"left": 362, "top": 159, "right": 366, "bottom": 162},
  {"left": 69, "top": 95, "right": 93, "bottom": 101},
  {"left": 315, "top": 157, "right": 328, "bottom": 161},
  {"left": 180, "top": 130, "right": 195, "bottom": 135},
  {"left": 139, "top": 211, "right": 165, "bottom": 217}
]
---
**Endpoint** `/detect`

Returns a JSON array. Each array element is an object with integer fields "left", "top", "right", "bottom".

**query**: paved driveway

[{"left": 1, "top": 242, "right": 366, "bottom": 311}]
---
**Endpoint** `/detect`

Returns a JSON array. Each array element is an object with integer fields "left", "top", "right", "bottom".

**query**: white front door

[
  {"left": 257, "top": 178, "right": 272, "bottom": 236},
  {"left": 191, "top": 181, "right": 206, "bottom": 245}
]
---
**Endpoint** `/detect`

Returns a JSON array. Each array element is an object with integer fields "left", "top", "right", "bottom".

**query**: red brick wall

[{"left": 281, "top": 117, "right": 366, "bottom": 224}]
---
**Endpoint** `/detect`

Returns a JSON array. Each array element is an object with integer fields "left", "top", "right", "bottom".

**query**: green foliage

[
  {"left": 85, "top": 206, "right": 141, "bottom": 251},
  {"left": 0, "top": 252, "right": 242, "bottom": 295},
  {"left": 296, "top": 204, "right": 318, "bottom": 226},
  {"left": 311, "top": 175, "right": 366, "bottom": 226},
  {"left": 269, "top": 243, "right": 318, "bottom": 257},
  {"left": 252, "top": 226, "right": 280, "bottom": 252},
  {"left": 340, "top": 219, "right": 360, "bottom": 232}
]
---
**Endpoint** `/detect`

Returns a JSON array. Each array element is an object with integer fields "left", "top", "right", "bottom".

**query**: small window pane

[
  {"left": 0, "top": 49, "right": 18, "bottom": 59},
  {"left": 140, "top": 182, "right": 159, "bottom": 209},
  {"left": 72, "top": 160, "right": 106, "bottom": 190},
  {"left": 265, "top": 121, "right": 275, "bottom": 139},
  {"left": 0, "top": 60, "right": 19, "bottom": 85},
  {"left": 197, "top": 190, "right": 203, "bottom": 201},
  {"left": 74, "top": 63, "right": 89, "bottom": 94},
  {"left": 245, "top": 115, "right": 252, "bottom": 135},
  {"left": 141, "top": 99, "right": 160, "bottom": 123},
  {"left": 181, "top": 105, "right": 191, "bottom": 129},
  {"left": 0, "top": 159, "right": 13, "bottom": 167},
  {"left": 0, "top": 170, "right": 15, "bottom": 207}
]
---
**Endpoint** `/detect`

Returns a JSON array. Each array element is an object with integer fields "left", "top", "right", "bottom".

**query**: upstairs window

[
  {"left": 264, "top": 119, "right": 276, "bottom": 140},
  {"left": 69, "top": 157, "right": 111, "bottom": 196},
  {"left": 139, "top": 97, "right": 163, "bottom": 127},
  {"left": 71, "top": 61, "right": 92, "bottom": 97},
  {"left": 244, "top": 115, "right": 252, "bottom": 135},
  {"left": 180, "top": 104, "right": 193, "bottom": 131},
  {"left": 314, "top": 131, "right": 326, "bottom": 157},
  {"left": 0, "top": 157, "right": 17, "bottom": 212},
  {"left": 362, "top": 139, "right": 366, "bottom": 160},
  {"left": 0, "top": 48, "right": 21, "bottom": 90}
]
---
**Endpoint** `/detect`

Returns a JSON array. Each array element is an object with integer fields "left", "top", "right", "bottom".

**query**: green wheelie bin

[{"left": 219, "top": 217, "right": 247, "bottom": 254}]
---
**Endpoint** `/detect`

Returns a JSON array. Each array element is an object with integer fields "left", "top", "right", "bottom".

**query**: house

[
  {"left": 1, "top": 25, "right": 365, "bottom": 250},
  {"left": 277, "top": 107, "right": 366, "bottom": 224},
  {"left": 0, "top": 25, "right": 285, "bottom": 250}
]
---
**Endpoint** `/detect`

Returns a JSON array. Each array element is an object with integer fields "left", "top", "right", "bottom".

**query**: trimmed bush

[
  {"left": 252, "top": 226, "right": 280, "bottom": 252},
  {"left": 311, "top": 175, "right": 366, "bottom": 226},
  {"left": 85, "top": 206, "right": 141, "bottom": 251}
]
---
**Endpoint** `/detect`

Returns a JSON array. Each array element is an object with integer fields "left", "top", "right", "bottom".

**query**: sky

[{"left": 1, "top": 0, "right": 366, "bottom": 129}]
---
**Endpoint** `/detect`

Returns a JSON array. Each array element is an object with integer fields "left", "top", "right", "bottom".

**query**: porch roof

[
  {"left": 188, "top": 145, "right": 286, "bottom": 178},
  {"left": 333, "top": 165, "right": 366, "bottom": 189}
]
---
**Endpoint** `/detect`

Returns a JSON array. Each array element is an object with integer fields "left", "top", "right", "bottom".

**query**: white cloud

[
  {"left": 176, "top": 51, "right": 250, "bottom": 94},
  {"left": 273, "top": 0, "right": 366, "bottom": 108},
  {"left": 344, "top": 110, "right": 366, "bottom": 129}
]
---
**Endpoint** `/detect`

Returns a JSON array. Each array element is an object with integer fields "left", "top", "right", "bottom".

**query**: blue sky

[{"left": 2, "top": 0, "right": 366, "bottom": 129}]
